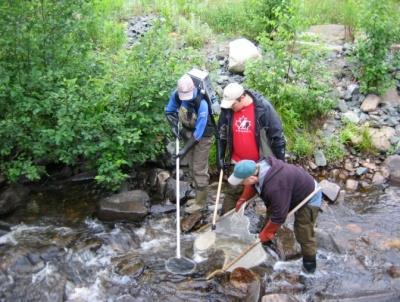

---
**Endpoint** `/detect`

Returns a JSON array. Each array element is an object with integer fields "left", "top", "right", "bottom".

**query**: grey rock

[
  {"left": 150, "top": 204, "right": 176, "bottom": 215},
  {"left": 165, "top": 177, "right": 191, "bottom": 204},
  {"left": 319, "top": 180, "right": 341, "bottom": 202},
  {"left": 97, "top": 190, "right": 150, "bottom": 222},
  {"left": 336, "top": 99, "right": 348, "bottom": 112},
  {"left": 262, "top": 294, "right": 300, "bottom": 302},
  {"left": 361, "top": 94, "right": 380, "bottom": 112},
  {"left": 345, "top": 83, "right": 359, "bottom": 101},
  {"left": 314, "top": 149, "right": 327, "bottom": 167},
  {"left": 385, "top": 155, "right": 400, "bottom": 185},
  {"left": 356, "top": 167, "right": 368, "bottom": 176},
  {"left": 346, "top": 179, "right": 358, "bottom": 191},
  {"left": 343, "top": 111, "right": 360, "bottom": 124},
  {"left": 0, "top": 184, "right": 30, "bottom": 216}
]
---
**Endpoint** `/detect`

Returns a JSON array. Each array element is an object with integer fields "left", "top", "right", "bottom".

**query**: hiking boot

[{"left": 302, "top": 255, "right": 316, "bottom": 274}]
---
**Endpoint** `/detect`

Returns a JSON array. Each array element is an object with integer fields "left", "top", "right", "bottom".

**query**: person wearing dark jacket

[
  {"left": 165, "top": 74, "right": 215, "bottom": 212},
  {"left": 218, "top": 82, "right": 286, "bottom": 213},
  {"left": 228, "top": 157, "right": 322, "bottom": 273}
]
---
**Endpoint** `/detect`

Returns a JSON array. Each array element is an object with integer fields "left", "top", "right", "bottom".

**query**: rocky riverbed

[{"left": 0, "top": 20, "right": 400, "bottom": 302}]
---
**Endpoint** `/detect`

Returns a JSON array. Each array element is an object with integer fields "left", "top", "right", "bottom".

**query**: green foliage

[
  {"left": 0, "top": 1, "right": 203, "bottom": 189},
  {"left": 340, "top": 122, "right": 377, "bottom": 154},
  {"left": 322, "top": 137, "right": 346, "bottom": 162},
  {"left": 177, "top": 14, "right": 213, "bottom": 48},
  {"left": 353, "top": 0, "right": 397, "bottom": 94},
  {"left": 299, "top": 0, "right": 360, "bottom": 26},
  {"left": 291, "top": 133, "right": 314, "bottom": 157},
  {"left": 245, "top": 1, "right": 334, "bottom": 150}
]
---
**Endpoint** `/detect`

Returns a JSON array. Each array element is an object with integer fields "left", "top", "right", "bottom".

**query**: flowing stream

[{"left": 0, "top": 181, "right": 399, "bottom": 301}]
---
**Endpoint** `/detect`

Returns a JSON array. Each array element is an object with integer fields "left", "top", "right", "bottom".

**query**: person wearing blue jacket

[{"left": 165, "top": 74, "right": 215, "bottom": 212}]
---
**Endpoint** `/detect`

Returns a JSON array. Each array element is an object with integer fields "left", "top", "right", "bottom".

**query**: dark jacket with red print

[
  {"left": 259, "top": 156, "right": 315, "bottom": 224},
  {"left": 218, "top": 90, "right": 285, "bottom": 162}
]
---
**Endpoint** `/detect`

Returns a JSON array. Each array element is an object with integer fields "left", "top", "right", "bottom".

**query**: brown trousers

[{"left": 184, "top": 135, "right": 212, "bottom": 189}]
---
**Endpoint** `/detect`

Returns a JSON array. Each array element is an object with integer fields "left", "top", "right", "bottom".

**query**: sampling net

[{"left": 194, "top": 205, "right": 269, "bottom": 273}]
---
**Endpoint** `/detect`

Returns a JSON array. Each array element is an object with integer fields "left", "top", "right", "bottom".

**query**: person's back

[{"left": 228, "top": 159, "right": 322, "bottom": 274}]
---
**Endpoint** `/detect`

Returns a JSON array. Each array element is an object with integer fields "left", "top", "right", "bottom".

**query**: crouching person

[{"left": 227, "top": 157, "right": 322, "bottom": 273}]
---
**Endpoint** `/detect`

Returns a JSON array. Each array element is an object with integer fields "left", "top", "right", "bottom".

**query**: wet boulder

[
  {"left": 262, "top": 294, "right": 300, "bottom": 302},
  {"left": 319, "top": 180, "right": 341, "bottom": 202},
  {"left": 0, "top": 184, "right": 30, "bottom": 216},
  {"left": 181, "top": 211, "right": 203, "bottom": 232},
  {"left": 97, "top": 190, "right": 149, "bottom": 222},
  {"left": 150, "top": 204, "right": 176, "bottom": 215},
  {"left": 229, "top": 267, "right": 261, "bottom": 302},
  {"left": 387, "top": 265, "right": 400, "bottom": 278},
  {"left": 165, "top": 177, "right": 191, "bottom": 204},
  {"left": 112, "top": 253, "right": 145, "bottom": 278},
  {"left": 275, "top": 226, "right": 301, "bottom": 260},
  {"left": 385, "top": 155, "right": 400, "bottom": 185}
]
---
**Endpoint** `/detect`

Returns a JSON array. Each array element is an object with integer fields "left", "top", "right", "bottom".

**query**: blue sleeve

[
  {"left": 193, "top": 99, "right": 209, "bottom": 140},
  {"left": 165, "top": 90, "right": 179, "bottom": 113}
]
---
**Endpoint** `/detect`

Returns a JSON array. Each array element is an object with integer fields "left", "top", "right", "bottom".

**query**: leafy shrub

[
  {"left": 322, "top": 137, "right": 346, "bottom": 162},
  {"left": 245, "top": 1, "right": 334, "bottom": 150},
  {"left": 0, "top": 0, "right": 203, "bottom": 189},
  {"left": 291, "top": 133, "right": 314, "bottom": 157},
  {"left": 339, "top": 122, "right": 377, "bottom": 154},
  {"left": 352, "top": 0, "right": 397, "bottom": 94},
  {"left": 177, "top": 14, "right": 213, "bottom": 49}
]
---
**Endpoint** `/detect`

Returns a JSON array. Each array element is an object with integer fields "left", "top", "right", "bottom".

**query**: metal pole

[{"left": 176, "top": 136, "right": 181, "bottom": 259}]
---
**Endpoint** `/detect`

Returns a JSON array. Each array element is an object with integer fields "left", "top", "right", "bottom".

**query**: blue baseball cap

[{"left": 228, "top": 160, "right": 257, "bottom": 186}]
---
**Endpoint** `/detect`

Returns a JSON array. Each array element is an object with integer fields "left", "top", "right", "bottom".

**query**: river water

[{"left": 0, "top": 181, "right": 399, "bottom": 301}]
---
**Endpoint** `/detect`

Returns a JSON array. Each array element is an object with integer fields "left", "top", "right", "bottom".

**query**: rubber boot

[
  {"left": 302, "top": 255, "right": 316, "bottom": 273},
  {"left": 185, "top": 188, "right": 208, "bottom": 214},
  {"left": 195, "top": 187, "right": 208, "bottom": 210}
]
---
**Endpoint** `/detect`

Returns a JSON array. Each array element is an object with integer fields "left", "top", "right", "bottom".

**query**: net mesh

[{"left": 194, "top": 206, "right": 268, "bottom": 272}]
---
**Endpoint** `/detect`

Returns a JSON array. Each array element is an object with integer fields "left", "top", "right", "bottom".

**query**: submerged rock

[
  {"left": 181, "top": 211, "right": 203, "bottom": 232},
  {"left": 0, "top": 184, "right": 30, "bottom": 216},
  {"left": 113, "top": 253, "right": 145, "bottom": 277},
  {"left": 385, "top": 155, "right": 400, "bottom": 185},
  {"left": 262, "top": 293, "right": 299, "bottom": 302},
  {"left": 229, "top": 267, "right": 261, "bottom": 302},
  {"left": 97, "top": 190, "right": 149, "bottom": 222}
]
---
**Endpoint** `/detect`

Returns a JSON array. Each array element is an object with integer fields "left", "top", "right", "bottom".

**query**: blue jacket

[{"left": 165, "top": 88, "right": 214, "bottom": 140}]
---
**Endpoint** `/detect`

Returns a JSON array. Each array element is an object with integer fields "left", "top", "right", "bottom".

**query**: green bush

[
  {"left": 339, "top": 122, "right": 377, "bottom": 154},
  {"left": 291, "top": 133, "right": 314, "bottom": 157},
  {"left": 0, "top": 1, "right": 204, "bottom": 189},
  {"left": 245, "top": 2, "right": 333, "bottom": 149},
  {"left": 353, "top": 0, "right": 397, "bottom": 94},
  {"left": 322, "top": 137, "right": 346, "bottom": 162}
]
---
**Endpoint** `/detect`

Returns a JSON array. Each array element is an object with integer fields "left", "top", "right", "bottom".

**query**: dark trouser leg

[
  {"left": 221, "top": 182, "right": 243, "bottom": 214},
  {"left": 187, "top": 136, "right": 212, "bottom": 209},
  {"left": 294, "top": 205, "right": 319, "bottom": 273}
]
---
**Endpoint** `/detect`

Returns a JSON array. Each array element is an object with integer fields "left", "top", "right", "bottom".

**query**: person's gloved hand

[
  {"left": 235, "top": 185, "right": 256, "bottom": 212},
  {"left": 259, "top": 220, "right": 281, "bottom": 243},
  {"left": 171, "top": 125, "right": 181, "bottom": 140},
  {"left": 172, "top": 136, "right": 198, "bottom": 161}
]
